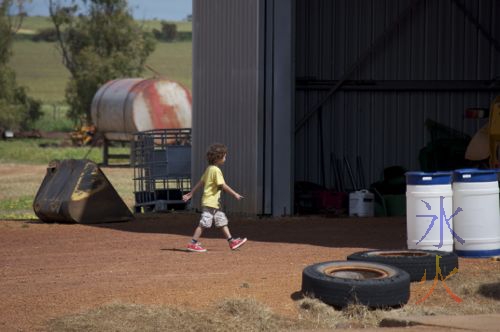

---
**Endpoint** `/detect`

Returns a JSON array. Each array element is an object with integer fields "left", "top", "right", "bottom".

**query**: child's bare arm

[
  {"left": 221, "top": 183, "right": 244, "bottom": 200},
  {"left": 183, "top": 180, "right": 204, "bottom": 202}
]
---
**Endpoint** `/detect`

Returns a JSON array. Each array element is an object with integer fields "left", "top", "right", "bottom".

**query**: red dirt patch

[{"left": 0, "top": 214, "right": 498, "bottom": 331}]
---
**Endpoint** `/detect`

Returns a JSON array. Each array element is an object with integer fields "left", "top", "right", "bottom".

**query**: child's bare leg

[
  {"left": 220, "top": 225, "right": 232, "bottom": 239},
  {"left": 192, "top": 226, "right": 204, "bottom": 241}
]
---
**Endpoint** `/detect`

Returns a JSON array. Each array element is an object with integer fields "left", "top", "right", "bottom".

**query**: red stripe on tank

[{"left": 143, "top": 82, "right": 181, "bottom": 129}]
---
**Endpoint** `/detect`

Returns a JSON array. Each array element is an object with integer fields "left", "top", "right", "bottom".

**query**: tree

[
  {"left": 0, "top": 0, "right": 24, "bottom": 64},
  {"left": 153, "top": 21, "right": 177, "bottom": 42},
  {"left": 0, "top": 0, "right": 41, "bottom": 133},
  {"left": 49, "top": 0, "right": 155, "bottom": 124}
]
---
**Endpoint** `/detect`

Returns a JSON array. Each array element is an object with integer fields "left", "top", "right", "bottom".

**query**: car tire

[
  {"left": 347, "top": 249, "right": 459, "bottom": 282},
  {"left": 301, "top": 261, "right": 410, "bottom": 308}
]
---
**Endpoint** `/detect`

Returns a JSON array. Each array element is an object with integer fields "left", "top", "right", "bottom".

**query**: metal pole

[
  {"left": 103, "top": 138, "right": 109, "bottom": 166},
  {"left": 344, "top": 157, "right": 358, "bottom": 191},
  {"left": 318, "top": 107, "right": 325, "bottom": 187}
]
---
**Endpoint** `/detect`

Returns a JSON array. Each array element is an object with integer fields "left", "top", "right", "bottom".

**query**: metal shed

[{"left": 192, "top": 0, "right": 500, "bottom": 216}]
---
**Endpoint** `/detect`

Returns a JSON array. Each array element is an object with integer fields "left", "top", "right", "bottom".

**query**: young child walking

[{"left": 182, "top": 143, "right": 247, "bottom": 252}]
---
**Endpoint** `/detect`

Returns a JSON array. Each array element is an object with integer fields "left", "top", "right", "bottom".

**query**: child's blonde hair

[{"left": 206, "top": 143, "right": 227, "bottom": 165}]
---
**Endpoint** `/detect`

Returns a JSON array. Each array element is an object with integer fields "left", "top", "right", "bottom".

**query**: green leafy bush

[
  {"left": 153, "top": 21, "right": 177, "bottom": 42},
  {"left": 32, "top": 27, "right": 58, "bottom": 42},
  {"left": 0, "top": 1, "right": 42, "bottom": 132},
  {"left": 0, "top": 70, "right": 42, "bottom": 132}
]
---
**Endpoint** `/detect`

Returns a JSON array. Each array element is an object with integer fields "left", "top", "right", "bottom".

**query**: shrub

[
  {"left": 32, "top": 27, "right": 58, "bottom": 42},
  {"left": 153, "top": 21, "right": 177, "bottom": 42},
  {"left": 0, "top": 67, "right": 42, "bottom": 131},
  {"left": 176, "top": 31, "right": 192, "bottom": 41}
]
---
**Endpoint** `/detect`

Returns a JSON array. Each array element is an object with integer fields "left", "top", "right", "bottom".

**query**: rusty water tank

[{"left": 91, "top": 78, "right": 192, "bottom": 141}]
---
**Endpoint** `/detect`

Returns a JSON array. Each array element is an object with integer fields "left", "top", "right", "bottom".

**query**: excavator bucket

[{"left": 33, "top": 159, "right": 133, "bottom": 223}]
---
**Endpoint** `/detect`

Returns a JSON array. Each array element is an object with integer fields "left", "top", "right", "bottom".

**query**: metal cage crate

[{"left": 131, "top": 128, "right": 191, "bottom": 213}]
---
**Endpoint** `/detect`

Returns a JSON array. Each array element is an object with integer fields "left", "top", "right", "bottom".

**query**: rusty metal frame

[{"left": 294, "top": 0, "right": 424, "bottom": 133}]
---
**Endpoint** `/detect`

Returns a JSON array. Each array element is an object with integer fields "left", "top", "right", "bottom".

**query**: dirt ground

[{"left": 1, "top": 212, "right": 499, "bottom": 331}]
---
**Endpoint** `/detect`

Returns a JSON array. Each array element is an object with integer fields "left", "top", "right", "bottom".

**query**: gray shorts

[{"left": 199, "top": 207, "right": 228, "bottom": 228}]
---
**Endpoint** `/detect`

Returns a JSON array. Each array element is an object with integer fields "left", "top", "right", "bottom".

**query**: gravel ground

[{"left": 1, "top": 213, "right": 499, "bottom": 331}]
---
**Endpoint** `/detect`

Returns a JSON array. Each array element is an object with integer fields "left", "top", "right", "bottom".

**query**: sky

[{"left": 25, "top": 0, "right": 192, "bottom": 21}]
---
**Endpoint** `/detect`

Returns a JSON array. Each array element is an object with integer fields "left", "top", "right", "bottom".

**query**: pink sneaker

[
  {"left": 187, "top": 242, "right": 207, "bottom": 252},
  {"left": 229, "top": 237, "right": 247, "bottom": 250}
]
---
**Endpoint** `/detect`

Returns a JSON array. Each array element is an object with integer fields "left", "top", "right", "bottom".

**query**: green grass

[
  {"left": 19, "top": 16, "right": 53, "bottom": 31},
  {"left": 32, "top": 103, "right": 75, "bottom": 132},
  {"left": 0, "top": 196, "right": 36, "bottom": 220},
  {"left": 144, "top": 41, "right": 192, "bottom": 88},
  {"left": 10, "top": 36, "right": 192, "bottom": 105},
  {"left": 19, "top": 16, "right": 192, "bottom": 34},
  {"left": 136, "top": 19, "right": 192, "bottom": 33},
  {"left": 0, "top": 195, "right": 33, "bottom": 210},
  {"left": 10, "top": 40, "right": 70, "bottom": 103},
  {"left": 9, "top": 37, "right": 192, "bottom": 132},
  {"left": 0, "top": 139, "right": 129, "bottom": 164}
]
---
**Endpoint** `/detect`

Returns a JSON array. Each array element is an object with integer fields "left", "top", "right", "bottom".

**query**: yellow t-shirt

[{"left": 201, "top": 165, "right": 225, "bottom": 209}]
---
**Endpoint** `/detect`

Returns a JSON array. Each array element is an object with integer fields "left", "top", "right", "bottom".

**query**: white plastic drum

[
  {"left": 349, "top": 190, "right": 374, "bottom": 217},
  {"left": 406, "top": 172, "right": 454, "bottom": 252},
  {"left": 453, "top": 169, "right": 500, "bottom": 257}
]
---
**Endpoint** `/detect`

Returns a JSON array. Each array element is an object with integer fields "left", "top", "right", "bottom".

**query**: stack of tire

[{"left": 301, "top": 249, "right": 459, "bottom": 308}]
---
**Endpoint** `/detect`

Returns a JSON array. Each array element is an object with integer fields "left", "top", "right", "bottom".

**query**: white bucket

[
  {"left": 349, "top": 190, "right": 374, "bottom": 217},
  {"left": 453, "top": 169, "right": 500, "bottom": 257},
  {"left": 406, "top": 172, "right": 453, "bottom": 252}
]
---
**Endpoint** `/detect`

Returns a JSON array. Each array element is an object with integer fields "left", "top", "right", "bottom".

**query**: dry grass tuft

[
  {"left": 46, "top": 267, "right": 500, "bottom": 331},
  {"left": 46, "top": 278, "right": 500, "bottom": 332},
  {"left": 214, "top": 298, "right": 297, "bottom": 331},
  {"left": 342, "top": 303, "right": 382, "bottom": 328},
  {"left": 48, "top": 303, "right": 195, "bottom": 332},
  {"left": 48, "top": 299, "right": 298, "bottom": 332},
  {"left": 384, "top": 269, "right": 500, "bottom": 321},
  {"left": 296, "top": 297, "right": 346, "bottom": 329},
  {"left": 296, "top": 297, "right": 381, "bottom": 329},
  {"left": 48, "top": 297, "right": 383, "bottom": 332}
]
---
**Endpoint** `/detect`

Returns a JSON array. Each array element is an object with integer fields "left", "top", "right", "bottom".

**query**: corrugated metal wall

[
  {"left": 193, "top": 0, "right": 499, "bottom": 214},
  {"left": 192, "top": 0, "right": 262, "bottom": 213},
  {"left": 295, "top": 0, "right": 500, "bottom": 189},
  {"left": 262, "top": 0, "right": 295, "bottom": 216}
]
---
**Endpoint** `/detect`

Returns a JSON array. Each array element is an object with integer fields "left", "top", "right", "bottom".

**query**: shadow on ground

[
  {"left": 81, "top": 213, "right": 407, "bottom": 249},
  {"left": 478, "top": 282, "right": 500, "bottom": 301}
]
